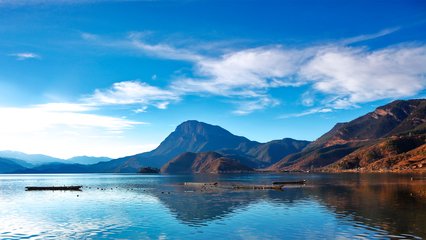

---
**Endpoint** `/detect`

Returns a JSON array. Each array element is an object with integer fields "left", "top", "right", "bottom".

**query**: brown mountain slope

[
  {"left": 160, "top": 152, "right": 253, "bottom": 174},
  {"left": 325, "top": 135, "right": 426, "bottom": 172},
  {"left": 270, "top": 99, "right": 426, "bottom": 172},
  {"left": 306, "top": 99, "right": 426, "bottom": 150}
]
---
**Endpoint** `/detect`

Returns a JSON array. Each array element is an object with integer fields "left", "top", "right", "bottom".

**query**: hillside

[
  {"left": 0, "top": 151, "right": 64, "bottom": 165},
  {"left": 270, "top": 99, "right": 426, "bottom": 172},
  {"left": 0, "top": 158, "right": 28, "bottom": 173},
  {"left": 325, "top": 135, "right": 426, "bottom": 172},
  {"left": 160, "top": 152, "right": 253, "bottom": 174}
]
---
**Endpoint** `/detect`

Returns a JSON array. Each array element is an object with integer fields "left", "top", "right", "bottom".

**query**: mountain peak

[
  {"left": 151, "top": 120, "right": 252, "bottom": 158},
  {"left": 174, "top": 120, "right": 234, "bottom": 136}
]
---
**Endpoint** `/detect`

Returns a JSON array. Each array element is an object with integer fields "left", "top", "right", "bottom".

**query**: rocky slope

[
  {"left": 270, "top": 99, "right": 426, "bottom": 172},
  {"left": 325, "top": 135, "right": 425, "bottom": 172}
]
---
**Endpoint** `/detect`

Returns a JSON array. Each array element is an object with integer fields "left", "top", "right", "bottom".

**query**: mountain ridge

[
  {"left": 92, "top": 120, "right": 309, "bottom": 172},
  {"left": 3, "top": 99, "right": 424, "bottom": 174},
  {"left": 269, "top": 99, "right": 426, "bottom": 172}
]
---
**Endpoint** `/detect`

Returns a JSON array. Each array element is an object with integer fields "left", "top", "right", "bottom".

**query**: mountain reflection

[
  {"left": 153, "top": 187, "right": 307, "bottom": 226},
  {"left": 309, "top": 175, "right": 426, "bottom": 239},
  {"left": 152, "top": 173, "right": 426, "bottom": 238}
]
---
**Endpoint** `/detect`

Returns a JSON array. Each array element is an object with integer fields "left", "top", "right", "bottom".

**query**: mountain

[
  {"left": 0, "top": 151, "right": 112, "bottom": 168},
  {"left": 4, "top": 157, "right": 34, "bottom": 168},
  {"left": 244, "top": 138, "right": 310, "bottom": 167},
  {"left": 92, "top": 120, "right": 309, "bottom": 172},
  {"left": 2, "top": 121, "right": 307, "bottom": 173},
  {"left": 160, "top": 152, "right": 253, "bottom": 174},
  {"left": 91, "top": 120, "right": 258, "bottom": 171},
  {"left": 0, "top": 151, "right": 64, "bottom": 165},
  {"left": 326, "top": 135, "right": 425, "bottom": 171},
  {"left": 19, "top": 163, "right": 89, "bottom": 173},
  {"left": 270, "top": 99, "right": 426, "bottom": 172},
  {"left": 0, "top": 158, "right": 28, "bottom": 173},
  {"left": 67, "top": 156, "right": 111, "bottom": 165}
]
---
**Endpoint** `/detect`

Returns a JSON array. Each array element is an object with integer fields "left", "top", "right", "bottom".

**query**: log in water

[
  {"left": 25, "top": 186, "right": 82, "bottom": 191},
  {"left": 272, "top": 180, "right": 306, "bottom": 185}
]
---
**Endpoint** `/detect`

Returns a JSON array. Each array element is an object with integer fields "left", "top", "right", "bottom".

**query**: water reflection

[
  {"left": 0, "top": 173, "right": 424, "bottom": 239},
  {"left": 152, "top": 173, "right": 426, "bottom": 238},
  {"left": 309, "top": 174, "right": 426, "bottom": 239}
]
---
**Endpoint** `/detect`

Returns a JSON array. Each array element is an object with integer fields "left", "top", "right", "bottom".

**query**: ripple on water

[{"left": 0, "top": 173, "right": 425, "bottom": 239}]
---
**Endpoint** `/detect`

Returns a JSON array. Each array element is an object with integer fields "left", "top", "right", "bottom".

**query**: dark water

[{"left": 0, "top": 173, "right": 425, "bottom": 239}]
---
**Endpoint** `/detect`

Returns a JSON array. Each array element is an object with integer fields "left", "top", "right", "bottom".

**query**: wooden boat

[
  {"left": 25, "top": 186, "right": 82, "bottom": 191},
  {"left": 272, "top": 180, "right": 306, "bottom": 185}
]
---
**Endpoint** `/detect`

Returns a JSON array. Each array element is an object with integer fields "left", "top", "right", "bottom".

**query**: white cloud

[
  {"left": 301, "top": 91, "right": 315, "bottom": 106},
  {"left": 0, "top": 104, "right": 144, "bottom": 134},
  {"left": 86, "top": 81, "right": 180, "bottom": 110},
  {"left": 133, "top": 106, "right": 148, "bottom": 113},
  {"left": 81, "top": 32, "right": 98, "bottom": 41},
  {"left": 169, "top": 46, "right": 311, "bottom": 114},
  {"left": 300, "top": 45, "right": 426, "bottom": 108},
  {"left": 232, "top": 97, "right": 280, "bottom": 116},
  {"left": 173, "top": 43, "right": 426, "bottom": 113},
  {"left": 338, "top": 27, "right": 400, "bottom": 45},
  {"left": 130, "top": 38, "right": 202, "bottom": 61},
  {"left": 82, "top": 30, "right": 426, "bottom": 115},
  {"left": 172, "top": 46, "right": 309, "bottom": 96},
  {"left": 0, "top": 103, "right": 148, "bottom": 158},
  {"left": 9, "top": 52, "right": 40, "bottom": 60},
  {"left": 279, "top": 107, "right": 333, "bottom": 119}
]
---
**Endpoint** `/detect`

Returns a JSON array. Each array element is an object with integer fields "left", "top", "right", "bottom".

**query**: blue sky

[{"left": 0, "top": 0, "right": 425, "bottom": 158}]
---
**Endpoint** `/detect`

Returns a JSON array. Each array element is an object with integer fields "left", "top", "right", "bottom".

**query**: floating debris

[
  {"left": 25, "top": 186, "right": 82, "bottom": 191},
  {"left": 272, "top": 180, "right": 306, "bottom": 185},
  {"left": 182, "top": 181, "right": 305, "bottom": 191}
]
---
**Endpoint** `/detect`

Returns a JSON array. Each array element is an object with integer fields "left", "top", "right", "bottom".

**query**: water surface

[{"left": 0, "top": 173, "right": 425, "bottom": 239}]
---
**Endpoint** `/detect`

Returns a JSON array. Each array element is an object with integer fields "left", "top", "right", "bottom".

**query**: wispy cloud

[
  {"left": 232, "top": 97, "right": 280, "bottom": 116},
  {"left": 339, "top": 27, "right": 400, "bottom": 45},
  {"left": 279, "top": 107, "right": 333, "bottom": 119},
  {"left": 85, "top": 81, "right": 180, "bottom": 110},
  {"left": 9, "top": 52, "right": 40, "bottom": 60},
  {"left": 81, "top": 29, "right": 426, "bottom": 115},
  {"left": 128, "top": 32, "right": 204, "bottom": 61}
]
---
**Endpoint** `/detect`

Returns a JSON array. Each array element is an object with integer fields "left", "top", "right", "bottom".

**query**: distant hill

[
  {"left": 0, "top": 151, "right": 111, "bottom": 167},
  {"left": 0, "top": 158, "right": 28, "bottom": 173},
  {"left": 0, "top": 151, "right": 112, "bottom": 173},
  {"left": 0, "top": 151, "right": 64, "bottom": 165},
  {"left": 269, "top": 99, "right": 426, "bottom": 172},
  {"left": 67, "top": 156, "right": 111, "bottom": 165},
  {"left": 160, "top": 152, "right": 253, "bottom": 174},
  {"left": 19, "top": 163, "right": 89, "bottom": 174}
]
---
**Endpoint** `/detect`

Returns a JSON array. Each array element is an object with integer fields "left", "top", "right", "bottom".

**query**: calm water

[{"left": 0, "top": 173, "right": 425, "bottom": 239}]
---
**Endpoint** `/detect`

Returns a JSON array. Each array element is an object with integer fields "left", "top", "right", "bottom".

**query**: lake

[{"left": 0, "top": 173, "right": 425, "bottom": 239}]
